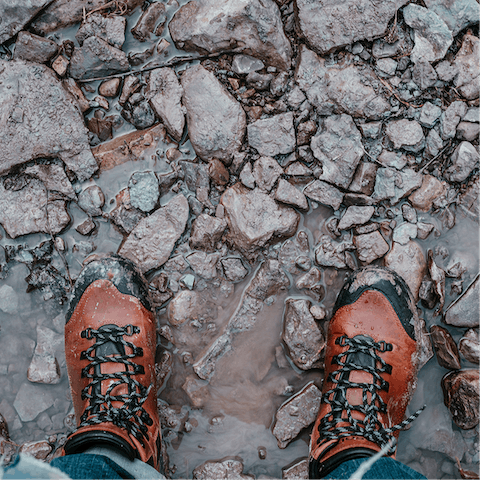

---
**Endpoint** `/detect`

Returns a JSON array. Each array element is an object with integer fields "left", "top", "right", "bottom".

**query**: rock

[
  {"left": 0, "top": 0, "right": 54, "bottom": 44},
  {"left": 457, "top": 122, "right": 480, "bottom": 142},
  {"left": 240, "top": 162, "right": 256, "bottom": 189},
  {"left": 190, "top": 214, "right": 227, "bottom": 251},
  {"left": 182, "top": 65, "right": 246, "bottom": 163},
  {"left": 296, "top": 267, "right": 321, "bottom": 290},
  {"left": 69, "top": 36, "right": 129, "bottom": 80},
  {"left": 385, "top": 119, "right": 425, "bottom": 153},
  {"left": 442, "top": 369, "right": 479, "bottom": 429},
  {"left": 275, "top": 179, "right": 308, "bottom": 211},
  {"left": 425, "top": 129, "right": 444, "bottom": 157},
  {"left": 252, "top": 156, "right": 283, "bottom": 192},
  {"left": 295, "top": 45, "right": 390, "bottom": 120},
  {"left": 424, "top": 0, "right": 479, "bottom": 36},
  {"left": 169, "top": 0, "right": 292, "bottom": 70},
  {"left": 408, "top": 175, "right": 446, "bottom": 212},
  {"left": 232, "top": 55, "right": 265, "bottom": 75},
  {"left": 392, "top": 223, "right": 417, "bottom": 245},
  {"left": 417, "top": 222, "right": 434, "bottom": 240},
  {"left": 282, "top": 299, "right": 325, "bottom": 370},
  {"left": 52, "top": 54, "right": 69, "bottom": 76},
  {"left": 412, "top": 61, "right": 438, "bottom": 90},
  {"left": 444, "top": 142, "right": 479, "bottom": 183},
  {"left": 13, "top": 31, "right": 58, "bottom": 63},
  {"left": 441, "top": 101, "right": 468, "bottom": 140},
  {"left": 62, "top": 78, "right": 91, "bottom": 113},
  {"left": 286, "top": 87, "right": 307, "bottom": 111},
  {"left": 221, "top": 258, "right": 249, "bottom": 283},
  {"left": 147, "top": 68, "right": 185, "bottom": 141},
  {"left": 378, "top": 151, "right": 407, "bottom": 171},
  {"left": 24, "top": 162, "right": 76, "bottom": 199},
  {"left": 167, "top": 290, "right": 199, "bottom": 326},
  {"left": 118, "top": 194, "right": 189, "bottom": 273},
  {"left": 402, "top": 203, "right": 417, "bottom": 224},
  {"left": 430, "top": 325, "right": 461, "bottom": 370},
  {"left": 310, "top": 114, "right": 363, "bottom": 189},
  {"left": 354, "top": 231, "right": 389, "bottom": 264},
  {"left": 372, "top": 168, "right": 423, "bottom": 205},
  {"left": 220, "top": 184, "right": 300, "bottom": 259},
  {"left": 187, "top": 251, "right": 220, "bottom": 280},
  {"left": 247, "top": 72, "right": 273, "bottom": 91},
  {"left": 338, "top": 206, "right": 375, "bottom": 231},
  {"left": 372, "top": 26, "right": 412, "bottom": 59},
  {"left": 295, "top": 0, "right": 408, "bottom": 54},
  {"left": 128, "top": 171, "right": 159, "bottom": 212},
  {"left": 19, "top": 440, "right": 53, "bottom": 460},
  {"left": 76, "top": 218, "right": 96, "bottom": 236},
  {"left": 304, "top": 180, "right": 344, "bottom": 210},
  {"left": 248, "top": 113, "right": 296, "bottom": 157},
  {"left": 210, "top": 159, "right": 230, "bottom": 187},
  {"left": 376, "top": 58, "right": 397, "bottom": 76},
  {"left": 182, "top": 375, "right": 209, "bottom": 407},
  {"left": 193, "top": 458, "right": 251, "bottom": 480},
  {"left": 27, "top": 326, "right": 62, "bottom": 384},
  {"left": 99, "top": 78, "right": 121, "bottom": 98},
  {"left": 78, "top": 185, "right": 105, "bottom": 217},
  {"left": 282, "top": 459, "right": 309, "bottom": 480},
  {"left": 459, "top": 329, "right": 479, "bottom": 364},
  {"left": 297, "top": 120, "right": 317, "bottom": 146},
  {"left": 75, "top": 13, "right": 126, "bottom": 48},
  {"left": 0, "top": 177, "right": 69, "bottom": 238},
  {"left": 131, "top": 2, "right": 166, "bottom": 41},
  {"left": 245, "top": 259, "right": 290, "bottom": 301},
  {"left": 348, "top": 162, "right": 377, "bottom": 196},
  {"left": 403, "top": 4, "right": 453, "bottom": 64},
  {"left": 444, "top": 275, "right": 479, "bottom": 328},
  {"left": 13, "top": 382, "right": 55, "bottom": 422},
  {"left": 419, "top": 102, "right": 442, "bottom": 128},
  {"left": 314, "top": 235, "right": 349, "bottom": 269},
  {"left": 384, "top": 240, "right": 426, "bottom": 301},
  {"left": 0, "top": 60, "right": 97, "bottom": 181},
  {"left": 272, "top": 382, "right": 322, "bottom": 448},
  {"left": 452, "top": 34, "right": 479, "bottom": 100},
  {"left": 0, "top": 285, "right": 18, "bottom": 314}
]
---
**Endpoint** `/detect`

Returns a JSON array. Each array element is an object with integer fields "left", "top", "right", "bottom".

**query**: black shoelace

[
  {"left": 79, "top": 324, "right": 153, "bottom": 443},
  {"left": 317, "top": 334, "right": 425, "bottom": 455}
]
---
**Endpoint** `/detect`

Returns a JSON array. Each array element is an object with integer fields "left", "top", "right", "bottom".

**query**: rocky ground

[{"left": 0, "top": 0, "right": 479, "bottom": 478}]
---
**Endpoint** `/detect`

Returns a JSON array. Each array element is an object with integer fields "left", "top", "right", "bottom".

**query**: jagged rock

[
  {"left": 275, "top": 179, "right": 308, "bottom": 211},
  {"left": 245, "top": 259, "right": 290, "bottom": 301},
  {"left": 272, "top": 382, "right": 322, "bottom": 448},
  {"left": 376, "top": 58, "right": 397, "bottom": 76},
  {"left": 378, "top": 151, "right": 407, "bottom": 171},
  {"left": 252, "top": 156, "right": 283, "bottom": 192},
  {"left": 372, "top": 168, "right": 423, "bottom": 205},
  {"left": 147, "top": 68, "right": 185, "bottom": 141},
  {"left": 232, "top": 55, "right": 265, "bottom": 75},
  {"left": 457, "top": 122, "right": 480, "bottom": 142},
  {"left": 24, "top": 162, "right": 76, "bottom": 199},
  {"left": 62, "top": 78, "right": 91, "bottom": 113},
  {"left": 13, "top": 382, "right": 55, "bottom": 422},
  {"left": 459, "top": 329, "right": 479, "bottom": 364},
  {"left": 425, "top": 129, "right": 444, "bottom": 157},
  {"left": 193, "top": 458, "right": 251, "bottom": 480},
  {"left": 444, "top": 275, "right": 479, "bottom": 328},
  {"left": 417, "top": 222, "right": 435, "bottom": 240},
  {"left": 354, "top": 231, "right": 389, "bottom": 264},
  {"left": 282, "top": 299, "right": 325, "bottom": 370},
  {"left": 169, "top": 0, "right": 292, "bottom": 70},
  {"left": 221, "top": 258, "right": 249, "bottom": 283},
  {"left": 430, "top": 325, "right": 461, "bottom": 370},
  {"left": 0, "top": 60, "right": 97, "bottom": 181},
  {"left": 442, "top": 369, "right": 479, "bottom": 429},
  {"left": 401, "top": 204, "right": 417, "bottom": 224},
  {"left": 118, "top": 194, "right": 189, "bottom": 273},
  {"left": 425, "top": 0, "right": 479, "bottom": 37},
  {"left": 190, "top": 214, "right": 227, "bottom": 251},
  {"left": 13, "top": 31, "right": 58, "bottom": 63},
  {"left": 75, "top": 14, "right": 126, "bottom": 48},
  {"left": 295, "top": 45, "right": 390, "bottom": 120},
  {"left": 240, "top": 162, "right": 255, "bottom": 189},
  {"left": 248, "top": 113, "right": 296, "bottom": 157},
  {"left": 314, "top": 235, "right": 349, "bottom": 269},
  {"left": 419, "top": 102, "right": 442, "bottom": 128},
  {"left": 167, "top": 290, "right": 199, "bottom": 326},
  {"left": 304, "top": 180, "right": 344, "bottom": 210},
  {"left": 128, "top": 171, "right": 159, "bottom": 213},
  {"left": 384, "top": 240, "right": 426, "bottom": 301},
  {"left": 19, "top": 440, "right": 53, "bottom": 460},
  {"left": 441, "top": 101, "right": 468, "bottom": 140},
  {"left": 310, "top": 114, "right": 363, "bottom": 189},
  {"left": 182, "top": 65, "right": 246, "bottom": 163},
  {"left": 282, "top": 459, "right": 309, "bottom": 480},
  {"left": 210, "top": 160, "right": 229, "bottom": 186},
  {"left": 403, "top": 4, "right": 453, "bottom": 64},
  {"left": 27, "top": 326, "right": 62, "bottom": 384},
  {"left": 295, "top": 0, "right": 408, "bottom": 54},
  {"left": 444, "top": 142, "right": 479, "bottom": 183},
  {"left": 338, "top": 206, "right": 375, "bottom": 231},
  {"left": 131, "top": 1, "right": 166, "bottom": 41},
  {"left": 451, "top": 34, "right": 479, "bottom": 100},
  {"left": 78, "top": 185, "right": 105, "bottom": 217},
  {"left": 385, "top": 119, "right": 425, "bottom": 153},
  {"left": 76, "top": 218, "right": 96, "bottom": 236},
  {"left": 392, "top": 223, "right": 417, "bottom": 245},
  {"left": 187, "top": 251, "right": 221, "bottom": 280},
  {"left": 408, "top": 175, "right": 446, "bottom": 212},
  {"left": 412, "top": 61, "right": 438, "bottom": 90},
  {"left": 348, "top": 162, "right": 377, "bottom": 196},
  {"left": 221, "top": 184, "right": 300, "bottom": 259}
]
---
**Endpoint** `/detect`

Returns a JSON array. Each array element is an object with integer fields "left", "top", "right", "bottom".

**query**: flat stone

[
  {"left": 419, "top": 102, "right": 442, "bottom": 128},
  {"left": 272, "top": 382, "right": 322, "bottom": 448},
  {"left": 78, "top": 185, "right": 105, "bottom": 216},
  {"left": 338, "top": 206, "right": 375, "bottom": 231},
  {"left": 167, "top": 290, "right": 199, "bottom": 326},
  {"left": 27, "top": 326, "right": 62, "bottom": 385},
  {"left": 441, "top": 101, "right": 468, "bottom": 140},
  {"left": 386, "top": 119, "right": 425, "bottom": 152},
  {"left": 424, "top": 0, "right": 479, "bottom": 36},
  {"left": 187, "top": 251, "right": 221, "bottom": 280},
  {"left": 444, "top": 275, "right": 479, "bottom": 328},
  {"left": 295, "top": 0, "right": 408, "bottom": 54},
  {"left": 354, "top": 231, "right": 389, "bottom": 264},
  {"left": 240, "top": 162, "right": 255, "bottom": 189},
  {"left": 232, "top": 54, "right": 265, "bottom": 75},
  {"left": 248, "top": 112, "right": 296, "bottom": 157},
  {"left": 131, "top": 1, "right": 166, "bottom": 41},
  {"left": 295, "top": 45, "right": 390, "bottom": 120},
  {"left": 348, "top": 162, "right": 377, "bottom": 196},
  {"left": 408, "top": 175, "right": 446, "bottom": 211},
  {"left": 128, "top": 171, "right": 159, "bottom": 213},
  {"left": 13, "top": 382, "right": 55, "bottom": 422},
  {"left": 13, "top": 31, "right": 58, "bottom": 63},
  {"left": 221, "top": 258, "right": 249, "bottom": 283},
  {"left": 425, "top": 129, "right": 444, "bottom": 157},
  {"left": 384, "top": 240, "right": 426, "bottom": 301},
  {"left": 190, "top": 214, "right": 227, "bottom": 251},
  {"left": 444, "top": 141, "right": 479, "bottom": 183},
  {"left": 403, "top": 4, "right": 453, "bottom": 64},
  {"left": 252, "top": 156, "right": 283, "bottom": 192},
  {"left": 76, "top": 13, "right": 126, "bottom": 48},
  {"left": 193, "top": 458, "right": 250, "bottom": 480},
  {"left": 282, "top": 299, "right": 325, "bottom": 370},
  {"left": 169, "top": 0, "right": 292, "bottom": 70},
  {"left": 376, "top": 58, "right": 397, "bottom": 76},
  {"left": 412, "top": 61, "right": 438, "bottom": 90},
  {"left": 304, "top": 180, "right": 344, "bottom": 210},
  {"left": 0, "top": 60, "right": 97, "bottom": 181},
  {"left": 118, "top": 194, "right": 189, "bottom": 273},
  {"left": 372, "top": 168, "right": 423, "bottom": 205},
  {"left": 147, "top": 68, "right": 185, "bottom": 141},
  {"left": 220, "top": 184, "right": 300, "bottom": 259},
  {"left": 182, "top": 65, "right": 246, "bottom": 163},
  {"left": 392, "top": 222, "right": 418, "bottom": 245},
  {"left": 457, "top": 122, "right": 480, "bottom": 142},
  {"left": 430, "top": 325, "right": 461, "bottom": 370},
  {"left": 459, "top": 329, "right": 479, "bottom": 364},
  {"left": 0, "top": 285, "right": 18, "bottom": 314},
  {"left": 275, "top": 179, "right": 308, "bottom": 211}
]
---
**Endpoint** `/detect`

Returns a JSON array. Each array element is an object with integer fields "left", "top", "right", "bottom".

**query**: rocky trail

[{"left": 0, "top": 0, "right": 479, "bottom": 478}]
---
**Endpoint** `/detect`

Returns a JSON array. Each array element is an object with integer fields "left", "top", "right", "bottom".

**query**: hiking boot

[
  {"left": 63, "top": 255, "right": 161, "bottom": 471},
  {"left": 309, "top": 266, "right": 424, "bottom": 478}
]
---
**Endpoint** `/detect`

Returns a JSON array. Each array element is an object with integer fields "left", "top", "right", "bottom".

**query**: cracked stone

[
  {"left": 253, "top": 156, "right": 283, "bottom": 192},
  {"left": 386, "top": 119, "right": 425, "bottom": 152},
  {"left": 444, "top": 142, "right": 479, "bottom": 183},
  {"left": 304, "top": 181, "right": 344, "bottom": 211},
  {"left": 75, "top": 13, "right": 126, "bottom": 49},
  {"left": 354, "top": 231, "right": 389, "bottom": 264},
  {"left": 275, "top": 179, "right": 308, "bottom": 211},
  {"left": 338, "top": 206, "right": 375, "bottom": 231}
]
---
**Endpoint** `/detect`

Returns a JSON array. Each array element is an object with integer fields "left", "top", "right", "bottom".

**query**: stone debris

[
  {"left": 13, "top": 382, "right": 55, "bottom": 422},
  {"left": 187, "top": 252, "right": 221, "bottom": 280},
  {"left": 430, "top": 325, "right": 461, "bottom": 370},
  {"left": 348, "top": 162, "right": 377, "bottom": 196},
  {"left": 248, "top": 113, "right": 296, "bottom": 157},
  {"left": 409, "top": 175, "right": 446, "bottom": 212},
  {"left": 232, "top": 55, "right": 265, "bottom": 75},
  {"left": 193, "top": 457, "right": 251, "bottom": 480},
  {"left": 169, "top": 0, "right": 292, "bottom": 70},
  {"left": 252, "top": 156, "right": 283, "bottom": 192},
  {"left": 273, "top": 382, "right": 322, "bottom": 448},
  {"left": 372, "top": 168, "right": 423, "bottom": 205},
  {"left": 338, "top": 206, "right": 375, "bottom": 231},
  {"left": 13, "top": 31, "right": 58, "bottom": 64},
  {"left": 282, "top": 459, "right": 309, "bottom": 480},
  {"left": 131, "top": 1, "right": 166, "bottom": 41},
  {"left": 75, "top": 14, "right": 126, "bottom": 48},
  {"left": 221, "top": 258, "right": 249, "bottom": 283},
  {"left": 304, "top": 181, "right": 344, "bottom": 211},
  {"left": 119, "top": 194, "right": 189, "bottom": 273},
  {"left": 444, "top": 142, "right": 479, "bottom": 183},
  {"left": 459, "top": 329, "right": 479, "bottom": 364},
  {"left": 282, "top": 299, "right": 325, "bottom": 370},
  {"left": 444, "top": 275, "right": 479, "bottom": 328},
  {"left": 19, "top": 440, "right": 53, "bottom": 460},
  {"left": 354, "top": 231, "right": 389, "bottom": 265},
  {"left": 182, "top": 65, "right": 246, "bottom": 163},
  {"left": 425, "top": 0, "right": 479, "bottom": 36},
  {"left": 419, "top": 102, "right": 442, "bottom": 129},
  {"left": 385, "top": 119, "right": 425, "bottom": 153},
  {"left": 128, "top": 171, "right": 159, "bottom": 213},
  {"left": 315, "top": 235, "right": 350, "bottom": 269},
  {"left": 167, "top": 290, "right": 199, "bottom": 327},
  {"left": 190, "top": 214, "right": 227, "bottom": 252},
  {"left": 78, "top": 185, "right": 105, "bottom": 217},
  {"left": 275, "top": 179, "right": 309, "bottom": 211},
  {"left": 427, "top": 249, "right": 446, "bottom": 316}
]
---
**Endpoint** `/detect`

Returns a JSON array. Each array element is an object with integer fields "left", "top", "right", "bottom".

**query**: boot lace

[
  {"left": 318, "top": 334, "right": 425, "bottom": 455},
  {"left": 79, "top": 324, "right": 153, "bottom": 443}
]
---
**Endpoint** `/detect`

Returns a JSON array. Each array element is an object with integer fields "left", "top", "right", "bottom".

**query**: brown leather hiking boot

[
  {"left": 63, "top": 255, "right": 162, "bottom": 471},
  {"left": 309, "top": 266, "right": 425, "bottom": 478}
]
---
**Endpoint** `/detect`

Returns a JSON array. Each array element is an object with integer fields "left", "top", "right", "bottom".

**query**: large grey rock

[
  {"left": 13, "top": 382, "right": 55, "bottom": 422},
  {"left": 444, "top": 275, "right": 479, "bottom": 328},
  {"left": 182, "top": 65, "right": 246, "bottom": 163},
  {"left": 169, "top": 0, "right": 292, "bottom": 70},
  {"left": 311, "top": 114, "right": 363, "bottom": 189},
  {"left": 193, "top": 458, "right": 250, "bottom": 480},
  {"left": 0, "top": 60, "right": 97, "bottom": 181},
  {"left": 295, "top": 0, "right": 408, "bottom": 55},
  {"left": 275, "top": 179, "right": 309, "bottom": 211},
  {"left": 372, "top": 168, "right": 423, "bottom": 205},
  {"left": 385, "top": 119, "right": 425, "bottom": 152},
  {"left": 13, "top": 31, "right": 58, "bottom": 63},
  {"left": 190, "top": 214, "right": 227, "bottom": 251},
  {"left": 0, "top": 0, "right": 54, "bottom": 44},
  {"left": 75, "top": 14, "right": 126, "bottom": 48},
  {"left": 69, "top": 36, "right": 129, "bottom": 80},
  {"left": 424, "top": 0, "right": 479, "bottom": 36},
  {"left": 252, "top": 156, "right": 283, "bottom": 192},
  {"left": 220, "top": 184, "right": 300, "bottom": 259},
  {"left": 354, "top": 231, "right": 389, "bottom": 264},
  {"left": 444, "top": 142, "right": 479, "bottom": 183},
  {"left": 338, "top": 206, "right": 375, "bottom": 230},
  {"left": 147, "top": 68, "right": 185, "bottom": 141},
  {"left": 128, "top": 171, "right": 159, "bottom": 212},
  {"left": 452, "top": 34, "right": 479, "bottom": 100},
  {"left": 118, "top": 194, "right": 189, "bottom": 273},
  {"left": 403, "top": 4, "right": 453, "bottom": 64},
  {"left": 304, "top": 180, "right": 344, "bottom": 210},
  {"left": 27, "top": 326, "right": 62, "bottom": 385},
  {"left": 248, "top": 113, "right": 296, "bottom": 157},
  {"left": 295, "top": 45, "right": 390, "bottom": 120},
  {"left": 441, "top": 101, "right": 468, "bottom": 140}
]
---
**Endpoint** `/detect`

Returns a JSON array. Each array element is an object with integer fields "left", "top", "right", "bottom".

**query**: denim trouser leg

[{"left": 50, "top": 454, "right": 133, "bottom": 479}]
